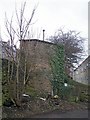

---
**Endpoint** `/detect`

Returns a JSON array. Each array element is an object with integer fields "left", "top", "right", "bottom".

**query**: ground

[
  {"left": 32, "top": 109, "right": 88, "bottom": 118},
  {"left": 2, "top": 97, "right": 88, "bottom": 118}
]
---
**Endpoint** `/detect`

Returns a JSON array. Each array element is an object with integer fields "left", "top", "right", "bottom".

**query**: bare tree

[
  {"left": 4, "top": 1, "right": 37, "bottom": 106},
  {"left": 48, "top": 28, "right": 86, "bottom": 76}
]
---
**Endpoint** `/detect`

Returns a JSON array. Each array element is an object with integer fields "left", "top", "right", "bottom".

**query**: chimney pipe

[{"left": 43, "top": 29, "right": 45, "bottom": 41}]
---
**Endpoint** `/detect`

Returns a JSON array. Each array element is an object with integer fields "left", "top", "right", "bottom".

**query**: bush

[{"left": 79, "top": 92, "right": 88, "bottom": 102}]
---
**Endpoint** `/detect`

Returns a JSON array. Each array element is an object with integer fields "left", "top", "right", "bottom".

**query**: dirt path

[{"left": 31, "top": 109, "right": 89, "bottom": 118}]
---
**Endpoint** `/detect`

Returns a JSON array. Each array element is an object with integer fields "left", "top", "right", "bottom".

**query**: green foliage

[
  {"left": 66, "top": 78, "right": 88, "bottom": 102},
  {"left": 60, "top": 85, "right": 72, "bottom": 100},
  {"left": 79, "top": 91, "right": 88, "bottom": 102},
  {"left": 2, "top": 59, "right": 16, "bottom": 104},
  {"left": 50, "top": 44, "right": 87, "bottom": 101},
  {"left": 2, "top": 59, "right": 9, "bottom": 104},
  {"left": 50, "top": 44, "right": 88, "bottom": 102},
  {"left": 25, "top": 86, "right": 38, "bottom": 98},
  {"left": 50, "top": 44, "right": 66, "bottom": 96}
]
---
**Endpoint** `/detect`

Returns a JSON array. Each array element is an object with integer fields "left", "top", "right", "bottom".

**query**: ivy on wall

[
  {"left": 50, "top": 44, "right": 77, "bottom": 100},
  {"left": 50, "top": 44, "right": 66, "bottom": 96}
]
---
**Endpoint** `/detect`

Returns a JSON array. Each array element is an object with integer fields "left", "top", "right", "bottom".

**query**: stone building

[
  {"left": 88, "top": 2, "right": 90, "bottom": 83},
  {"left": 0, "top": 40, "right": 16, "bottom": 60},
  {"left": 20, "top": 39, "right": 56, "bottom": 95},
  {"left": 73, "top": 55, "right": 90, "bottom": 85}
]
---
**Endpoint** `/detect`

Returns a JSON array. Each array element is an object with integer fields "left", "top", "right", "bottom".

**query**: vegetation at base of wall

[
  {"left": 50, "top": 45, "right": 89, "bottom": 102},
  {"left": 25, "top": 86, "right": 38, "bottom": 98},
  {"left": 25, "top": 85, "right": 49, "bottom": 99},
  {"left": 2, "top": 59, "right": 17, "bottom": 105},
  {"left": 79, "top": 92, "right": 88, "bottom": 102},
  {"left": 67, "top": 78, "right": 89, "bottom": 103},
  {"left": 1, "top": 54, "right": 89, "bottom": 107},
  {"left": 2, "top": 59, "right": 9, "bottom": 105},
  {"left": 0, "top": 99, "right": 2, "bottom": 106}
]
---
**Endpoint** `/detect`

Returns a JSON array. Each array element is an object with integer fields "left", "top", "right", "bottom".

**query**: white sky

[
  {"left": 0, "top": 0, "right": 88, "bottom": 55},
  {"left": 0, "top": 0, "right": 88, "bottom": 38}
]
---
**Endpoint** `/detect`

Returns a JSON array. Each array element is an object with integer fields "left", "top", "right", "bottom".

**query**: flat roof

[{"left": 19, "top": 39, "right": 56, "bottom": 45}]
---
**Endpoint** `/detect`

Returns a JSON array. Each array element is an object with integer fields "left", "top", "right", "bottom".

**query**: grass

[
  {"left": 25, "top": 86, "right": 38, "bottom": 98},
  {"left": 68, "top": 78, "right": 88, "bottom": 90},
  {"left": 0, "top": 98, "right": 2, "bottom": 106},
  {"left": 0, "top": 91, "right": 2, "bottom": 106},
  {"left": 67, "top": 78, "right": 89, "bottom": 102}
]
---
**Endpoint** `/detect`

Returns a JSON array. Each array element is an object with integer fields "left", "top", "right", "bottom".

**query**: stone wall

[
  {"left": 20, "top": 39, "right": 56, "bottom": 95},
  {"left": 73, "top": 55, "right": 90, "bottom": 85}
]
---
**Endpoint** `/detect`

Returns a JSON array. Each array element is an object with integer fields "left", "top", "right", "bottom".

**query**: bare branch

[
  {"left": 4, "top": 1, "right": 37, "bottom": 106},
  {"left": 23, "top": 7, "right": 36, "bottom": 38}
]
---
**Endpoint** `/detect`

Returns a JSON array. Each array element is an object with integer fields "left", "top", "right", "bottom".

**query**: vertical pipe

[{"left": 43, "top": 29, "right": 45, "bottom": 41}]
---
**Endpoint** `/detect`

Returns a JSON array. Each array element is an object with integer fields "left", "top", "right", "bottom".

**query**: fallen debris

[{"left": 40, "top": 97, "right": 46, "bottom": 101}]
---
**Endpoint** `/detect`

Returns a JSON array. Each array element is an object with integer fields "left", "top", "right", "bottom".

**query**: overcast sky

[
  {"left": 0, "top": 0, "right": 88, "bottom": 54},
  {"left": 0, "top": 0, "right": 89, "bottom": 62},
  {"left": 0, "top": 0, "right": 88, "bottom": 39}
]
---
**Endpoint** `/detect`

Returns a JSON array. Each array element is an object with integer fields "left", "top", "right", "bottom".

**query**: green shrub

[{"left": 79, "top": 92, "right": 88, "bottom": 102}]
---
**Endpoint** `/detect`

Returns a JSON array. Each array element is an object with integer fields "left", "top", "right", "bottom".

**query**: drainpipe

[{"left": 43, "top": 29, "right": 45, "bottom": 41}]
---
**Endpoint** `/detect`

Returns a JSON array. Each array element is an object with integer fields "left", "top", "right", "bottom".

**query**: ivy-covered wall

[
  {"left": 50, "top": 44, "right": 75, "bottom": 100},
  {"left": 50, "top": 44, "right": 65, "bottom": 96}
]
